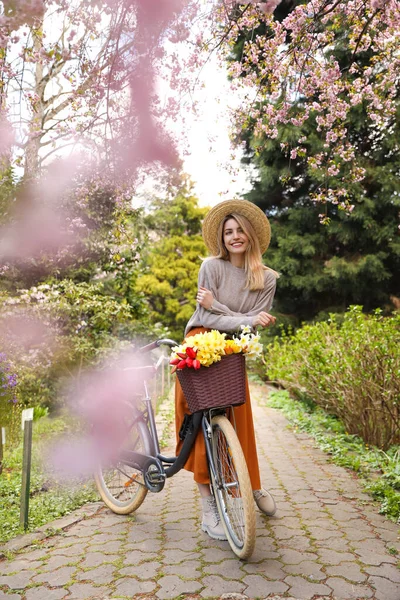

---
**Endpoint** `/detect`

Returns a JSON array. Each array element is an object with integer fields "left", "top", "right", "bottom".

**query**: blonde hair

[{"left": 214, "top": 213, "right": 279, "bottom": 290}]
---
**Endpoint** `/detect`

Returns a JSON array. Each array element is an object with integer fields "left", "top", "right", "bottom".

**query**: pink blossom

[{"left": 48, "top": 349, "right": 155, "bottom": 479}]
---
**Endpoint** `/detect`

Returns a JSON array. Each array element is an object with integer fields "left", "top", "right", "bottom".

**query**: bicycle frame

[{"left": 119, "top": 374, "right": 232, "bottom": 492}]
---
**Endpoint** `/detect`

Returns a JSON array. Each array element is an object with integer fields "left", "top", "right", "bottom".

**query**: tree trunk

[{"left": 23, "top": 29, "right": 45, "bottom": 181}]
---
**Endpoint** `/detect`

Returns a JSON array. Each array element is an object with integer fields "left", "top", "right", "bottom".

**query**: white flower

[{"left": 241, "top": 325, "right": 252, "bottom": 334}]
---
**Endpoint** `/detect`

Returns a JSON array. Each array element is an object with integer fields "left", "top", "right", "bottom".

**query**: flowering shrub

[
  {"left": 0, "top": 352, "right": 17, "bottom": 426},
  {"left": 265, "top": 306, "right": 400, "bottom": 449},
  {"left": 170, "top": 326, "right": 263, "bottom": 372}
]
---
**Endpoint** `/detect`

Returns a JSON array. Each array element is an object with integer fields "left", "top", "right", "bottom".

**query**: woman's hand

[
  {"left": 197, "top": 286, "right": 214, "bottom": 310},
  {"left": 252, "top": 312, "right": 276, "bottom": 328}
]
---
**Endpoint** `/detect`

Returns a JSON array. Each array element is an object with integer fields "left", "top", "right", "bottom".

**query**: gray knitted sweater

[{"left": 184, "top": 258, "right": 277, "bottom": 336}]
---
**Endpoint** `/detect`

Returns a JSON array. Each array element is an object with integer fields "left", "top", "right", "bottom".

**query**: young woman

[{"left": 175, "top": 199, "right": 279, "bottom": 540}]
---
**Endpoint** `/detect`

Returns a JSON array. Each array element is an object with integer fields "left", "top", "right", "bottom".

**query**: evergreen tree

[{"left": 230, "top": 4, "right": 400, "bottom": 322}]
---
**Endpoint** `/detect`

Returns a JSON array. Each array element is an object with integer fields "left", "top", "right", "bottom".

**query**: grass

[
  {"left": 266, "top": 388, "right": 400, "bottom": 525},
  {"left": 0, "top": 381, "right": 175, "bottom": 545},
  {"left": 0, "top": 414, "right": 99, "bottom": 544}
]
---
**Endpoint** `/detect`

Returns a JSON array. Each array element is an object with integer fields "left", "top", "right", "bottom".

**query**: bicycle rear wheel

[
  {"left": 94, "top": 417, "right": 151, "bottom": 514},
  {"left": 210, "top": 415, "right": 256, "bottom": 560}
]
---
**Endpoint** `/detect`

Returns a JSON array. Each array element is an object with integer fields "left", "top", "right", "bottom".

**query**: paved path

[{"left": 1, "top": 383, "right": 399, "bottom": 600}]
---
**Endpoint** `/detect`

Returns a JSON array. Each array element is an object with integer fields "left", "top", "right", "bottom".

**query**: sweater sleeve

[
  {"left": 211, "top": 273, "right": 276, "bottom": 317},
  {"left": 196, "top": 261, "right": 254, "bottom": 332},
  {"left": 199, "top": 263, "right": 276, "bottom": 324}
]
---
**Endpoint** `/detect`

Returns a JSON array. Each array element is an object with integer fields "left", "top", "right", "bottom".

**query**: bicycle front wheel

[
  {"left": 210, "top": 415, "right": 256, "bottom": 560},
  {"left": 94, "top": 417, "right": 151, "bottom": 515}
]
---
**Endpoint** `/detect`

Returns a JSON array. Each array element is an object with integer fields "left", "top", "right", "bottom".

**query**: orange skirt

[{"left": 174, "top": 327, "right": 261, "bottom": 490}]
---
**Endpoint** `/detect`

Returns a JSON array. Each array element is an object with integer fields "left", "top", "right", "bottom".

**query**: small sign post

[
  {"left": 20, "top": 408, "right": 34, "bottom": 531},
  {"left": 0, "top": 427, "right": 4, "bottom": 475}
]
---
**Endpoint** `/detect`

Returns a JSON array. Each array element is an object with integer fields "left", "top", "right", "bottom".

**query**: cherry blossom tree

[
  {"left": 0, "top": 0, "right": 191, "bottom": 182},
  {"left": 203, "top": 0, "right": 400, "bottom": 213}
]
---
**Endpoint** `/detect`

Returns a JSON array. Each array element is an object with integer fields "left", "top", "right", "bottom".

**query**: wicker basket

[{"left": 177, "top": 353, "right": 246, "bottom": 414}]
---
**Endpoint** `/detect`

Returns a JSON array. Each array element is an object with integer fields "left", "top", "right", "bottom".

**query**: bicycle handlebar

[{"left": 138, "top": 338, "right": 179, "bottom": 354}]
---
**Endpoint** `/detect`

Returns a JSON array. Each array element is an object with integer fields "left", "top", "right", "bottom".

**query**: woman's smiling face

[{"left": 223, "top": 217, "right": 249, "bottom": 258}]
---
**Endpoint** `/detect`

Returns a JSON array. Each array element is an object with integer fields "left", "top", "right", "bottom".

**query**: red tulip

[
  {"left": 177, "top": 352, "right": 187, "bottom": 359},
  {"left": 177, "top": 359, "right": 187, "bottom": 369},
  {"left": 186, "top": 357, "right": 193, "bottom": 368},
  {"left": 193, "top": 359, "right": 201, "bottom": 370},
  {"left": 170, "top": 357, "right": 180, "bottom": 365},
  {"left": 186, "top": 346, "right": 197, "bottom": 359}
]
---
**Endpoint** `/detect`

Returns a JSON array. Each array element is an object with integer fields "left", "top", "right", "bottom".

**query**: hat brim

[{"left": 202, "top": 199, "right": 271, "bottom": 255}]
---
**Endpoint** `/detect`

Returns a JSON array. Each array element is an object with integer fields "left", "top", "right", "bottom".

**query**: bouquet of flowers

[{"left": 170, "top": 326, "right": 263, "bottom": 373}]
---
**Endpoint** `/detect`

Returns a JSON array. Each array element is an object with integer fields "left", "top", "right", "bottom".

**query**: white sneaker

[
  {"left": 253, "top": 488, "right": 277, "bottom": 516},
  {"left": 201, "top": 496, "right": 227, "bottom": 540}
]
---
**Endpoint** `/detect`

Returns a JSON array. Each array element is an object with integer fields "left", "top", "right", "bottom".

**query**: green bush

[
  {"left": 0, "top": 279, "right": 161, "bottom": 413},
  {"left": 265, "top": 306, "right": 400, "bottom": 449}
]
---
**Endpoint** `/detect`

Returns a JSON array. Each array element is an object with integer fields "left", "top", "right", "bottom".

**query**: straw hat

[{"left": 202, "top": 199, "right": 271, "bottom": 255}]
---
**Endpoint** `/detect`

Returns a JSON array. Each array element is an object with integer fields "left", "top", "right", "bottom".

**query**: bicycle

[{"left": 94, "top": 338, "right": 256, "bottom": 560}]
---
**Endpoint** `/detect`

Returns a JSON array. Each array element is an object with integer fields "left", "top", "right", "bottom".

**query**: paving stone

[
  {"left": 354, "top": 548, "right": 397, "bottom": 566},
  {"left": 325, "top": 561, "right": 367, "bottom": 582},
  {"left": 114, "top": 577, "right": 156, "bottom": 596},
  {"left": 162, "top": 560, "right": 201, "bottom": 578},
  {"left": 325, "top": 576, "right": 374, "bottom": 598},
  {"left": 32, "top": 566, "right": 76, "bottom": 587},
  {"left": 313, "top": 537, "right": 351, "bottom": 552},
  {"left": 242, "top": 559, "right": 285, "bottom": 580},
  {"left": 200, "top": 575, "right": 245, "bottom": 597},
  {"left": 75, "top": 564, "right": 116, "bottom": 584},
  {"left": 156, "top": 575, "right": 201, "bottom": 599},
  {"left": 120, "top": 562, "right": 160, "bottom": 579},
  {"left": 307, "top": 526, "right": 345, "bottom": 540},
  {"left": 50, "top": 544, "right": 87, "bottom": 557},
  {"left": 242, "top": 575, "right": 288, "bottom": 597},
  {"left": 245, "top": 546, "right": 279, "bottom": 561},
  {"left": 164, "top": 536, "right": 199, "bottom": 551},
  {"left": 89, "top": 540, "right": 124, "bottom": 553},
  {"left": 0, "top": 571, "right": 33, "bottom": 589},
  {"left": 270, "top": 525, "right": 299, "bottom": 541},
  {"left": 0, "top": 559, "right": 43, "bottom": 574},
  {"left": 124, "top": 539, "right": 162, "bottom": 552},
  {"left": 343, "top": 527, "right": 376, "bottom": 542},
  {"left": 282, "top": 560, "right": 325, "bottom": 581},
  {"left": 283, "top": 535, "right": 314, "bottom": 552},
  {"left": 364, "top": 563, "right": 400, "bottom": 583},
  {"left": 81, "top": 552, "right": 119, "bottom": 568},
  {"left": 351, "top": 538, "right": 391, "bottom": 553},
  {"left": 98, "top": 522, "right": 127, "bottom": 534},
  {"left": 24, "top": 587, "right": 69, "bottom": 600},
  {"left": 279, "top": 549, "right": 318, "bottom": 565},
  {"left": 306, "top": 517, "right": 340, "bottom": 530},
  {"left": 41, "top": 554, "right": 77, "bottom": 571},
  {"left": 62, "top": 526, "right": 93, "bottom": 538},
  {"left": 164, "top": 518, "right": 197, "bottom": 532},
  {"left": 0, "top": 593, "right": 21, "bottom": 600},
  {"left": 284, "top": 575, "right": 332, "bottom": 599},
  {"left": 66, "top": 583, "right": 110, "bottom": 599},
  {"left": 316, "top": 548, "right": 356, "bottom": 565},
  {"left": 271, "top": 516, "right": 302, "bottom": 529},
  {"left": 203, "top": 559, "right": 246, "bottom": 579},
  {"left": 162, "top": 549, "right": 201, "bottom": 564},
  {"left": 123, "top": 550, "right": 158, "bottom": 565},
  {"left": 198, "top": 547, "right": 237, "bottom": 563},
  {"left": 368, "top": 575, "right": 400, "bottom": 600}
]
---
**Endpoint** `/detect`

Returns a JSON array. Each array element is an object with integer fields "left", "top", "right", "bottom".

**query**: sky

[
  {"left": 159, "top": 48, "right": 253, "bottom": 209},
  {"left": 179, "top": 59, "right": 253, "bottom": 208}
]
